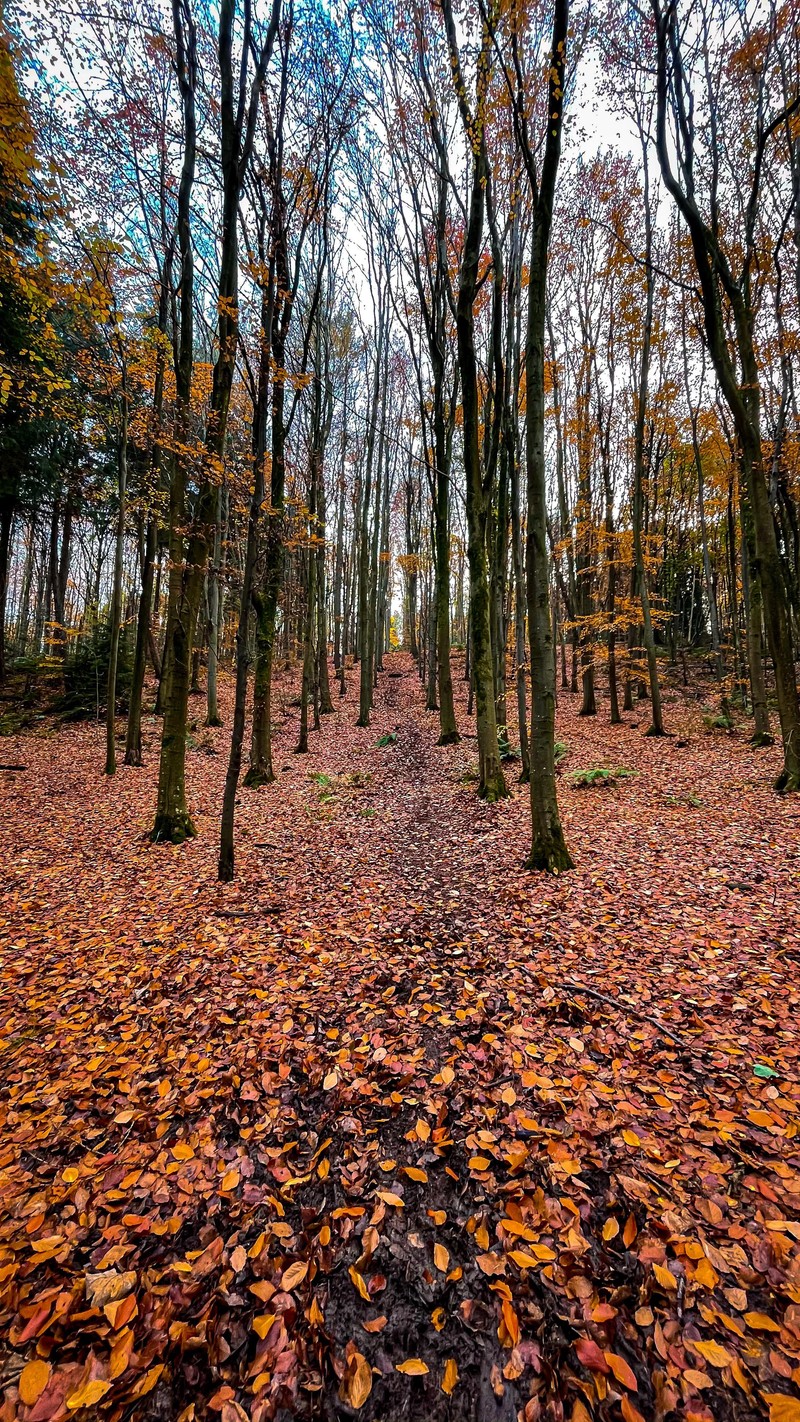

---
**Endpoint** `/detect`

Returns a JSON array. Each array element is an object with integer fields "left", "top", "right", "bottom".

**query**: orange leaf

[
  {"left": 745, "top": 1313, "right": 781, "bottom": 1332},
  {"left": 19, "top": 1360, "right": 51, "bottom": 1407},
  {"left": 605, "top": 1351, "right": 638, "bottom": 1390},
  {"left": 281, "top": 1260, "right": 308, "bottom": 1292},
  {"left": 252, "top": 1314, "right": 276, "bottom": 1339},
  {"left": 363, "top": 1315, "right": 387, "bottom": 1333},
  {"left": 345, "top": 1353, "right": 372, "bottom": 1409},
  {"left": 396, "top": 1358, "right": 429, "bottom": 1375},
  {"left": 442, "top": 1358, "right": 459, "bottom": 1394},
  {"left": 764, "top": 1395, "right": 800, "bottom": 1422},
  {"left": 621, "top": 1396, "right": 647, "bottom": 1422}
]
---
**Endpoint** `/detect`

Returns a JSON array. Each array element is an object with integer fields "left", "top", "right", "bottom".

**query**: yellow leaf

[
  {"left": 323, "top": 1071, "right": 339, "bottom": 1090},
  {"left": 62, "top": 1167, "right": 79, "bottom": 1184},
  {"left": 431, "top": 1307, "right": 446, "bottom": 1332},
  {"left": 745, "top": 1312, "right": 781, "bottom": 1331},
  {"left": 252, "top": 1313, "right": 276, "bottom": 1338},
  {"left": 653, "top": 1263, "right": 676, "bottom": 1290},
  {"left": 404, "top": 1167, "right": 428, "bottom": 1183},
  {"left": 347, "top": 1353, "right": 372, "bottom": 1409},
  {"left": 433, "top": 1243, "right": 449, "bottom": 1272},
  {"left": 67, "top": 1379, "right": 112, "bottom": 1410},
  {"left": 731, "top": 1359, "right": 751, "bottom": 1394},
  {"left": 694, "top": 1340, "right": 735, "bottom": 1368},
  {"left": 442, "top": 1358, "right": 459, "bottom": 1394},
  {"left": 530, "top": 1243, "right": 556, "bottom": 1261},
  {"left": 622, "top": 1130, "right": 641, "bottom": 1147},
  {"left": 19, "top": 1360, "right": 51, "bottom": 1407},
  {"left": 468, "top": 1156, "right": 491, "bottom": 1171},
  {"left": 172, "top": 1143, "right": 194, "bottom": 1160},
  {"left": 440, "top": 1066, "right": 455, "bottom": 1085},
  {"left": 220, "top": 1169, "right": 240, "bottom": 1191},
  {"left": 349, "top": 1265, "right": 371, "bottom": 1301},
  {"left": 376, "top": 1191, "right": 404, "bottom": 1207},
  {"left": 397, "top": 1358, "right": 429, "bottom": 1376},
  {"left": 764, "top": 1394, "right": 800, "bottom": 1422},
  {"left": 415, "top": 1119, "right": 431, "bottom": 1141},
  {"left": 602, "top": 1217, "right": 620, "bottom": 1241},
  {"left": 509, "top": 1249, "right": 540, "bottom": 1269}
]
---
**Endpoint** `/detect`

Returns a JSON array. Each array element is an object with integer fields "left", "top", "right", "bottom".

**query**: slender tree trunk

[
  {"left": 456, "top": 166, "right": 505, "bottom": 799},
  {"left": 125, "top": 517, "right": 156, "bottom": 766},
  {"left": 206, "top": 486, "right": 224, "bottom": 726},
  {"left": 105, "top": 394, "right": 128, "bottom": 776},
  {"left": 524, "top": 0, "right": 572, "bottom": 869},
  {"left": 740, "top": 487, "right": 772, "bottom": 744},
  {"left": 0, "top": 497, "right": 13, "bottom": 684}
]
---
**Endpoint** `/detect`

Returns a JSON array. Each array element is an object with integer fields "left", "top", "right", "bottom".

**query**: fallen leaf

[
  {"left": 19, "top": 1360, "right": 51, "bottom": 1407},
  {"left": 442, "top": 1358, "right": 458, "bottom": 1394}
]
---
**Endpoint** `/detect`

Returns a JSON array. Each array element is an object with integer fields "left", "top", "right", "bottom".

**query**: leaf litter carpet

[{"left": 1, "top": 654, "right": 799, "bottom": 1422}]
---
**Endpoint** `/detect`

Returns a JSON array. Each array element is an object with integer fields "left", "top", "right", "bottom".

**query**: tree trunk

[
  {"left": 523, "top": 0, "right": 572, "bottom": 870},
  {"left": 125, "top": 516, "right": 157, "bottom": 766},
  {"left": 105, "top": 394, "right": 128, "bottom": 776}
]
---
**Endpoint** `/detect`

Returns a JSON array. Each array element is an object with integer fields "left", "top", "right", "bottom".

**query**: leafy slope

[{"left": 0, "top": 655, "right": 799, "bottom": 1421}]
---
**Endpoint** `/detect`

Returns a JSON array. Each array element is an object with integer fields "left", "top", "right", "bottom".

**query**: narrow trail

[{"left": 1, "top": 654, "right": 799, "bottom": 1421}]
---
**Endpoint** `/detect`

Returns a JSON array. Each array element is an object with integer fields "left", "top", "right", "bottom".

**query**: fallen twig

[{"left": 564, "top": 975, "right": 688, "bottom": 1046}]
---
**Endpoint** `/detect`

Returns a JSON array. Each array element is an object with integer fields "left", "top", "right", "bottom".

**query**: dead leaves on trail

[{"left": 0, "top": 655, "right": 799, "bottom": 1420}]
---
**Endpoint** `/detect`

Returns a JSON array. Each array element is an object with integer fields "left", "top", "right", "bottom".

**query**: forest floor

[{"left": 1, "top": 653, "right": 799, "bottom": 1422}]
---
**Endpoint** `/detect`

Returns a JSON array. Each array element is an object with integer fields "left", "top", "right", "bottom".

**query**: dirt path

[{"left": 1, "top": 654, "right": 799, "bottom": 1421}]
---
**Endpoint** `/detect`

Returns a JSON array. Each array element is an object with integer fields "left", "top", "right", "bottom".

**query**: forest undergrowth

[{"left": 1, "top": 655, "right": 799, "bottom": 1422}]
